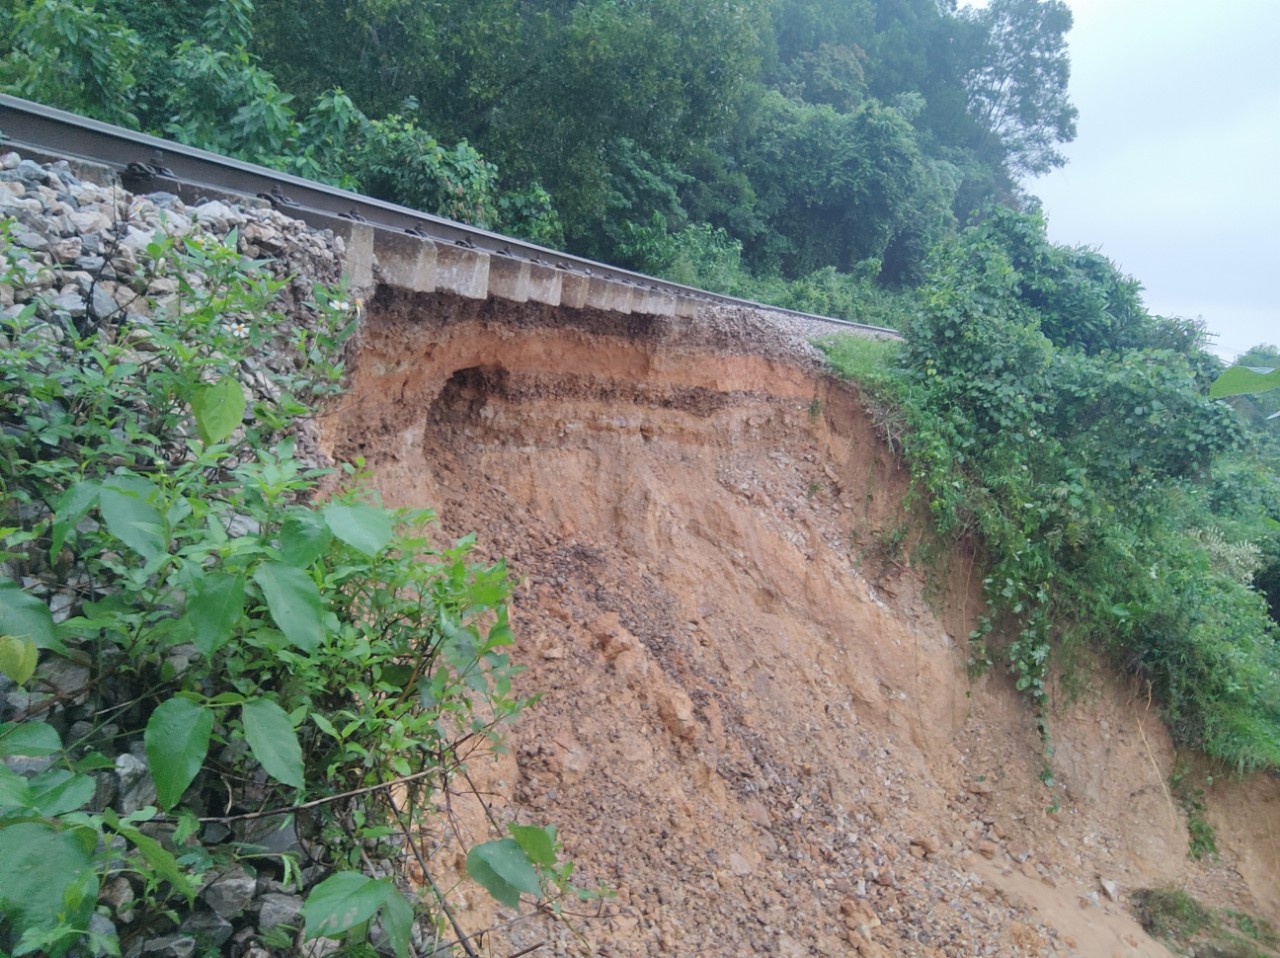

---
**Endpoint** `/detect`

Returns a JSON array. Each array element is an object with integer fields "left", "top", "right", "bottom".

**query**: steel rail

[{"left": 1, "top": 94, "right": 900, "bottom": 338}]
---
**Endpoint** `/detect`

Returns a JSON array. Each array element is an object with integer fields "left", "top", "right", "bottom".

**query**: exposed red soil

[{"left": 322, "top": 288, "right": 1279, "bottom": 958}]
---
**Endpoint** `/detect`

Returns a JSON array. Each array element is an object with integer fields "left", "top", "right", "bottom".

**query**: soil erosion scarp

[{"left": 322, "top": 288, "right": 1279, "bottom": 958}]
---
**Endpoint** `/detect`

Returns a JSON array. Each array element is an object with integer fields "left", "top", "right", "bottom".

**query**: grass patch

[
  {"left": 1132, "top": 888, "right": 1280, "bottom": 958},
  {"left": 814, "top": 333, "right": 903, "bottom": 388}
]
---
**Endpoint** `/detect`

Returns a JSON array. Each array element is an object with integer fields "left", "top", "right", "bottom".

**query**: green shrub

[
  {"left": 0, "top": 223, "right": 581, "bottom": 955},
  {"left": 819, "top": 212, "right": 1280, "bottom": 774}
]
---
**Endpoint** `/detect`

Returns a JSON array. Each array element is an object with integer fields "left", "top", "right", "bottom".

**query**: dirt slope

[{"left": 322, "top": 289, "right": 1279, "bottom": 958}]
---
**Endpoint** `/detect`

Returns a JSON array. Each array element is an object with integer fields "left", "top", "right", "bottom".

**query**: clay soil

[{"left": 322, "top": 288, "right": 1280, "bottom": 958}]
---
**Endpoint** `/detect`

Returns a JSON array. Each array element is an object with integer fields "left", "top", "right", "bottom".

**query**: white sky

[{"left": 1019, "top": 0, "right": 1280, "bottom": 361}]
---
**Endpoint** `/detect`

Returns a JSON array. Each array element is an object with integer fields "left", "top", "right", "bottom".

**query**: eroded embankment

[{"left": 323, "top": 287, "right": 1279, "bottom": 958}]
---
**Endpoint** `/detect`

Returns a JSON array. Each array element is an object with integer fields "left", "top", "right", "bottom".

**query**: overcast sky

[{"left": 1018, "top": 0, "right": 1280, "bottom": 361}]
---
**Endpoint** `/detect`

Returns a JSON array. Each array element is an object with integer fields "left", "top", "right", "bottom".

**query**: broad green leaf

[
  {"left": 191, "top": 376, "right": 246, "bottom": 445},
  {"left": 378, "top": 663, "right": 415, "bottom": 689},
  {"left": 242, "top": 698, "right": 305, "bottom": 790},
  {"left": 0, "top": 765, "right": 33, "bottom": 806},
  {"left": 510, "top": 824, "right": 558, "bottom": 868},
  {"left": 100, "top": 475, "right": 166, "bottom": 562},
  {"left": 186, "top": 572, "right": 245, "bottom": 656},
  {"left": 112, "top": 818, "right": 198, "bottom": 903},
  {"left": 26, "top": 769, "right": 96, "bottom": 816},
  {"left": 144, "top": 697, "right": 213, "bottom": 810},
  {"left": 466, "top": 838, "right": 542, "bottom": 909},
  {"left": 378, "top": 881, "right": 414, "bottom": 958},
  {"left": 0, "top": 578, "right": 63, "bottom": 653},
  {"left": 310, "top": 712, "right": 339, "bottom": 739},
  {"left": 0, "top": 822, "right": 98, "bottom": 933},
  {"left": 1209, "top": 365, "right": 1280, "bottom": 399},
  {"left": 50, "top": 480, "right": 100, "bottom": 562},
  {"left": 0, "top": 635, "right": 38, "bottom": 684},
  {"left": 173, "top": 808, "right": 201, "bottom": 846},
  {"left": 0, "top": 721, "right": 63, "bottom": 757},
  {"left": 440, "top": 614, "right": 479, "bottom": 672},
  {"left": 323, "top": 503, "right": 395, "bottom": 557},
  {"left": 253, "top": 562, "right": 326, "bottom": 653},
  {"left": 72, "top": 751, "right": 117, "bottom": 772},
  {"left": 279, "top": 508, "right": 332, "bottom": 567},
  {"left": 303, "top": 872, "right": 384, "bottom": 939}
]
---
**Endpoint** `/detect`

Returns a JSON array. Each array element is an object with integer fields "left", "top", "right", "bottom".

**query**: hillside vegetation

[
  {"left": 18, "top": 0, "right": 1269, "bottom": 773},
  {"left": 2, "top": 0, "right": 1280, "bottom": 953}
]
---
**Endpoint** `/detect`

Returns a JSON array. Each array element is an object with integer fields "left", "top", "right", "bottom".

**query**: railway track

[{"left": 1, "top": 94, "right": 899, "bottom": 337}]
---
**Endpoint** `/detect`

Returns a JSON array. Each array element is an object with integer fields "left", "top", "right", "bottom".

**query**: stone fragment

[
  {"left": 852, "top": 939, "right": 890, "bottom": 958},
  {"left": 180, "top": 909, "right": 235, "bottom": 947},
  {"left": 69, "top": 209, "right": 112, "bottom": 234},
  {"left": 92, "top": 284, "right": 121, "bottom": 320},
  {"left": 192, "top": 200, "right": 240, "bottom": 231},
  {"left": 237, "top": 814, "right": 302, "bottom": 857},
  {"left": 201, "top": 868, "right": 258, "bottom": 920},
  {"left": 89, "top": 912, "right": 118, "bottom": 947},
  {"left": 100, "top": 875, "right": 136, "bottom": 920},
  {"left": 910, "top": 834, "right": 940, "bottom": 856},
  {"left": 257, "top": 892, "right": 304, "bottom": 930},
  {"left": 840, "top": 897, "right": 881, "bottom": 933},
  {"left": 1100, "top": 877, "right": 1120, "bottom": 902},
  {"left": 37, "top": 657, "right": 89, "bottom": 701},
  {"left": 300, "top": 938, "right": 342, "bottom": 958},
  {"left": 140, "top": 935, "right": 196, "bottom": 958},
  {"left": 775, "top": 933, "right": 806, "bottom": 958},
  {"left": 114, "top": 752, "right": 157, "bottom": 813},
  {"left": 17, "top": 159, "right": 48, "bottom": 183},
  {"left": 655, "top": 687, "right": 697, "bottom": 741},
  {"left": 14, "top": 229, "right": 48, "bottom": 251},
  {"left": 49, "top": 288, "right": 85, "bottom": 317}
]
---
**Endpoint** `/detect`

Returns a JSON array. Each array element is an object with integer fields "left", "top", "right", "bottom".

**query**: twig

[
  {"left": 184, "top": 765, "right": 440, "bottom": 823},
  {"left": 382, "top": 793, "right": 482, "bottom": 958},
  {"left": 1137, "top": 681, "right": 1177, "bottom": 819},
  {"left": 507, "top": 944, "right": 546, "bottom": 957}
]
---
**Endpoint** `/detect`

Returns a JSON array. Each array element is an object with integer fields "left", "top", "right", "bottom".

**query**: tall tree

[
  {"left": 737, "top": 92, "right": 955, "bottom": 280},
  {"left": 962, "top": 0, "right": 1077, "bottom": 177}
]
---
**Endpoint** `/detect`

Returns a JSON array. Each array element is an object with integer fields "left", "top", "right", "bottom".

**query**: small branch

[
  {"left": 382, "top": 793, "right": 483, "bottom": 958},
  {"left": 187, "top": 765, "right": 440, "bottom": 824},
  {"left": 507, "top": 944, "right": 546, "bottom": 957}
]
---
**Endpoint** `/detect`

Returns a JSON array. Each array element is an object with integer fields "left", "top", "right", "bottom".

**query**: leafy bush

[
  {"left": 819, "top": 211, "right": 1280, "bottom": 774},
  {"left": 1, "top": 1, "right": 563, "bottom": 247},
  {"left": 616, "top": 213, "right": 747, "bottom": 291},
  {"left": 346, "top": 115, "right": 501, "bottom": 229},
  {"left": 0, "top": 223, "right": 579, "bottom": 954}
]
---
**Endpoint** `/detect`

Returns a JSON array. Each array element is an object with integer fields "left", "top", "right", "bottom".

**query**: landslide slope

[{"left": 323, "top": 288, "right": 1279, "bottom": 958}]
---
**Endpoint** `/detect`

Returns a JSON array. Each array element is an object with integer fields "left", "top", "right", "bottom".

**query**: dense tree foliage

[{"left": 2, "top": 0, "right": 1077, "bottom": 287}]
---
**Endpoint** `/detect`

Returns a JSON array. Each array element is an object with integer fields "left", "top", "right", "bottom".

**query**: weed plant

[
  {"left": 0, "top": 223, "right": 580, "bottom": 955},
  {"left": 1133, "top": 888, "right": 1279, "bottom": 958}
]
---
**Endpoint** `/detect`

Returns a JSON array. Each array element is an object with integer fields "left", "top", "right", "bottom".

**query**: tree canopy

[{"left": 3, "top": 0, "right": 1080, "bottom": 283}]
